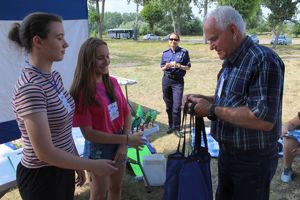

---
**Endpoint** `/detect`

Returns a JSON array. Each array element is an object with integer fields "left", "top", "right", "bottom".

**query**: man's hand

[
  {"left": 182, "top": 94, "right": 192, "bottom": 108},
  {"left": 194, "top": 98, "right": 212, "bottom": 117}
]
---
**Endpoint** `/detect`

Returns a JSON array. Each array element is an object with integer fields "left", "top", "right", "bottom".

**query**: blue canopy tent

[
  {"left": 0, "top": 0, "right": 88, "bottom": 196},
  {"left": 0, "top": 0, "right": 88, "bottom": 144}
]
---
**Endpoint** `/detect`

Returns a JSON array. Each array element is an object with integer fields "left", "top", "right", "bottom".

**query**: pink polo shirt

[{"left": 73, "top": 77, "right": 130, "bottom": 134}]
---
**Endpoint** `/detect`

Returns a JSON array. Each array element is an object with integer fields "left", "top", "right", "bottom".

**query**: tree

[
  {"left": 122, "top": 13, "right": 137, "bottom": 23},
  {"left": 193, "top": 0, "right": 213, "bottom": 43},
  {"left": 161, "top": 0, "right": 192, "bottom": 34},
  {"left": 104, "top": 12, "right": 123, "bottom": 30},
  {"left": 217, "top": 0, "right": 261, "bottom": 24},
  {"left": 88, "top": 0, "right": 106, "bottom": 39},
  {"left": 127, "top": 0, "right": 150, "bottom": 40},
  {"left": 263, "top": 0, "right": 300, "bottom": 48},
  {"left": 247, "top": 8, "right": 262, "bottom": 29},
  {"left": 291, "top": 22, "right": 300, "bottom": 37},
  {"left": 140, "top": 1, "right": 164, "bottom": 31}
]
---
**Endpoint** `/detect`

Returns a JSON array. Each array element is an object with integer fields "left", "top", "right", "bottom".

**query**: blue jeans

[
  {"left": 83, "top": 140, "right": 118, "bottom": 160},
  {"left": 162, "top": 74, "right": 184, "bottom": 130},
  {"left": 216, "top": 146, "right": 278, "bottom": 200}
]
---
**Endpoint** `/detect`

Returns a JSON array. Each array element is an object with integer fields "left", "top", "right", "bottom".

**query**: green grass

[{"left": 3, "top": 38, "right": 300, "bottom": 200}]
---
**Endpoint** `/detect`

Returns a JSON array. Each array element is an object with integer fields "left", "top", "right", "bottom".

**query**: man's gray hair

[{"left": 205, "top": 6, "right": 246, "bottom": 34}]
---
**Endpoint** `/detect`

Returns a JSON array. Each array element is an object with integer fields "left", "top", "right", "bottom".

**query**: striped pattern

[{"left": 12, "top": 67, "right": 76, "bottom": 168}]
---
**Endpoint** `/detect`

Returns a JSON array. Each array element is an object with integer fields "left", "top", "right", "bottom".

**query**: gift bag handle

[
  {"left": 175, "top": 103, "right": 188, "bottom": 155},
  {"left": 194, "top": 116, "right": 208, "bottom": 152}
]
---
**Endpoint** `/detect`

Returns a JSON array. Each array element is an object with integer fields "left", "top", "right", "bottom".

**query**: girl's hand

[
  {"left": 75, "top": 170, "right": 86, "bottom": 187},
  {"left": 291, "top": 145, "right": 300, "bottom": 155},
  {"left": 128, "top": 132, "right": 147, "bottom": 149},
  {"left": 114, "top": 145, "right": 128, "bottom": 167},
  {"left": 282, "top": 125, "right": 288, "bottom": 137},
  {"left": 91, "top": 160, "right": 118, "bottom": 176}
]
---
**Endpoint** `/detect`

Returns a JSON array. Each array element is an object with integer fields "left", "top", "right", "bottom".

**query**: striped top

[{"left": 12, "top": 66, "right": 76, "bottom": 168}]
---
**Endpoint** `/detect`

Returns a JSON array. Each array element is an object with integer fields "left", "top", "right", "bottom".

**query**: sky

[
  {"left": 105, "top": 0, "right": 202, "bottom": 17},
  {"left": 104, "top": 0, "right": 299, "bottom": 20},
  {"left": 105, "top": 0, "right": 138, "bottom": 14}
]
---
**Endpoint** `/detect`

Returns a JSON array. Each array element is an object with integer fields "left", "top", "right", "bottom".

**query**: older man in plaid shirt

[{"left": 183, "top": 6, "right": 285, "bottom": 200}]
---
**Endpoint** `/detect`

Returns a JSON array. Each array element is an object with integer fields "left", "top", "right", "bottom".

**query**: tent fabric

[
  {"left": 0, "top": 0, "right": 88, "bottom": 144},
  {"left": 0, "top": 0, "right": 88, "bottom": 20}
]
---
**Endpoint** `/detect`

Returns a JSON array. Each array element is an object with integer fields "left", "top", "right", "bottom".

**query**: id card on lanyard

[
  {"left": 217, "top": 76, "right": 225, "bottom": 98},
  {"left": 58, "top": 92, "right": 72, "bottom": 113},
  {"left": 97, "top": 87, "right": 119, "bottom": 121},
  {"left": 216, "top": 68, "right": 230, "bottom": 99},
  {"left": 108, "top": 102, "right": 119, "bottom": 121},
  {"left": 27, "top": 63, "right": 72, "bottom": 114}
]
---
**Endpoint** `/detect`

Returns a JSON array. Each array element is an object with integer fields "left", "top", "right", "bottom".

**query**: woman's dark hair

[
  {"left": 169, "top": 32, "right": 180, "bottom": 41},
  {"left": 8, "top": 12, "right": 62, "bottom": 53}
]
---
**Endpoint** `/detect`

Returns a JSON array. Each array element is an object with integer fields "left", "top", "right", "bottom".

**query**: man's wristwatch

[{"left": 207, "top": 104, "right": 217, "bottom": 121}]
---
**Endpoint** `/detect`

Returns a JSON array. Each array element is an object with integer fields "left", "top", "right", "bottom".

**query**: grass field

[{"left": 3, "top": 37, "right": 300, "bottom": 200}]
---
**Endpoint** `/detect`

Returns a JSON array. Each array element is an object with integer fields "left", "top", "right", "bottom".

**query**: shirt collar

[
  {"left": 170, "top": 46, "right": 181, "bottom": 53},
  {"left": 223, "top": 36, "right": 253, "bottom": 68}
]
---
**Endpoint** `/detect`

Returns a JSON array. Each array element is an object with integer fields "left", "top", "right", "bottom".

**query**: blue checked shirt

[{"left": 211, "top": 36, "right": 285, "bottom": 150}]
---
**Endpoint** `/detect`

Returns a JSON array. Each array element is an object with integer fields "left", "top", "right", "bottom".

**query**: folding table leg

[{"left": 136, "top": 149, "right": 152, "bottom": 192}]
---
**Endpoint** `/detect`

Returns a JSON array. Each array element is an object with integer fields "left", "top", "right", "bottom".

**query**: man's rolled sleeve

[{"left": 249, "top": 57, "right": 284, "bottom": 123}]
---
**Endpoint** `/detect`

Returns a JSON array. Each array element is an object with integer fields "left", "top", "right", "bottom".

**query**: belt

[
  {"left": 219, "top": 143, "right": 235, "bottom": 152},
  {"left": 219, "top": 142, "right": 254, "bottom": 153},
  {"left": 164, "top": 73, "right": 183, "bottom": 80},
  {"left": 219, "top": 142, "right": 278, "bottom": 155}
]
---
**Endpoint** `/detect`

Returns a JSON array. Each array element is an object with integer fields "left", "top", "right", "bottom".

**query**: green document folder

[{"left": 127, "top": 145, "right": 152, "bottom": 176}]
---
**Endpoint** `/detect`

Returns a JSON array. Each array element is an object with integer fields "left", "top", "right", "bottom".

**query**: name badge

[
  {"left": 58, "top": 92, "right": 72, "bottom": 114},
  {"left": 217, "top": 76, "right": 225, "bottom": 98},
  {"left": 108, "top": 102, "right": 119, "bottom": 121}
]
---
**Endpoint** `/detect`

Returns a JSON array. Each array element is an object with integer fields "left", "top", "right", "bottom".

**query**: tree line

[{"left": 88, "top": 0, "right": 300, "bottom": 48}]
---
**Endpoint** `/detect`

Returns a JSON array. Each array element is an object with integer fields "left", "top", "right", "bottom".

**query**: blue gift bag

[
  {"left": 163, "top": 151, "right": 185, "bottom": 200},
  {"left": 163, "top": 106, "right": 188, "bottom": 200},
  {"left": 178, "top": 152, "right": 212, "bottom": 200},
  {"left": 164, "top": 105, "right": 213, "bottom": 200},
  {"left": 178, "top": 117, "right": 212, "bottom": 200}
]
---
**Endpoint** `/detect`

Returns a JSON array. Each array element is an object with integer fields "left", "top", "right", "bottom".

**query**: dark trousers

[
  {"left": 216, "top": 146, "right": 278, "bottom": 200},
  {"left": 17, "top": 163, "right": 75, "bottom": 200},
  {"left": 162, "top": 74, "right": 184, "bottom": 130}
]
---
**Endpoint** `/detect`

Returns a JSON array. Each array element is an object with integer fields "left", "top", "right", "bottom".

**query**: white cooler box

[{"left": 142, "top": 154, "right": 166, "bottom": 186}]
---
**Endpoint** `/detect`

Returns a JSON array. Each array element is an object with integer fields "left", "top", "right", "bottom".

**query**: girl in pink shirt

[{"left": 70, "top": 38, "right": 145, "bottom": 200}]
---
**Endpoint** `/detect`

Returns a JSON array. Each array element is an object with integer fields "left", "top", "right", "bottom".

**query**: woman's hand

[
  {"left": 163, "top": 63, "right": 172, "bottom": 70},
  {"left": 75, "top": 170, "right": 86, "bottom": 187}
]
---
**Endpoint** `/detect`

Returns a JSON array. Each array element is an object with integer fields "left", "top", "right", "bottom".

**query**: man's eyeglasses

[{"left": 169, "top": 38, "right": 179, "bottom": 41}]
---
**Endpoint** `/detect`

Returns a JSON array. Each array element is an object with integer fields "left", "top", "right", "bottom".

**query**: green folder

[{"left": 127, "top": 145, "right": 152, "bottom": 176}]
